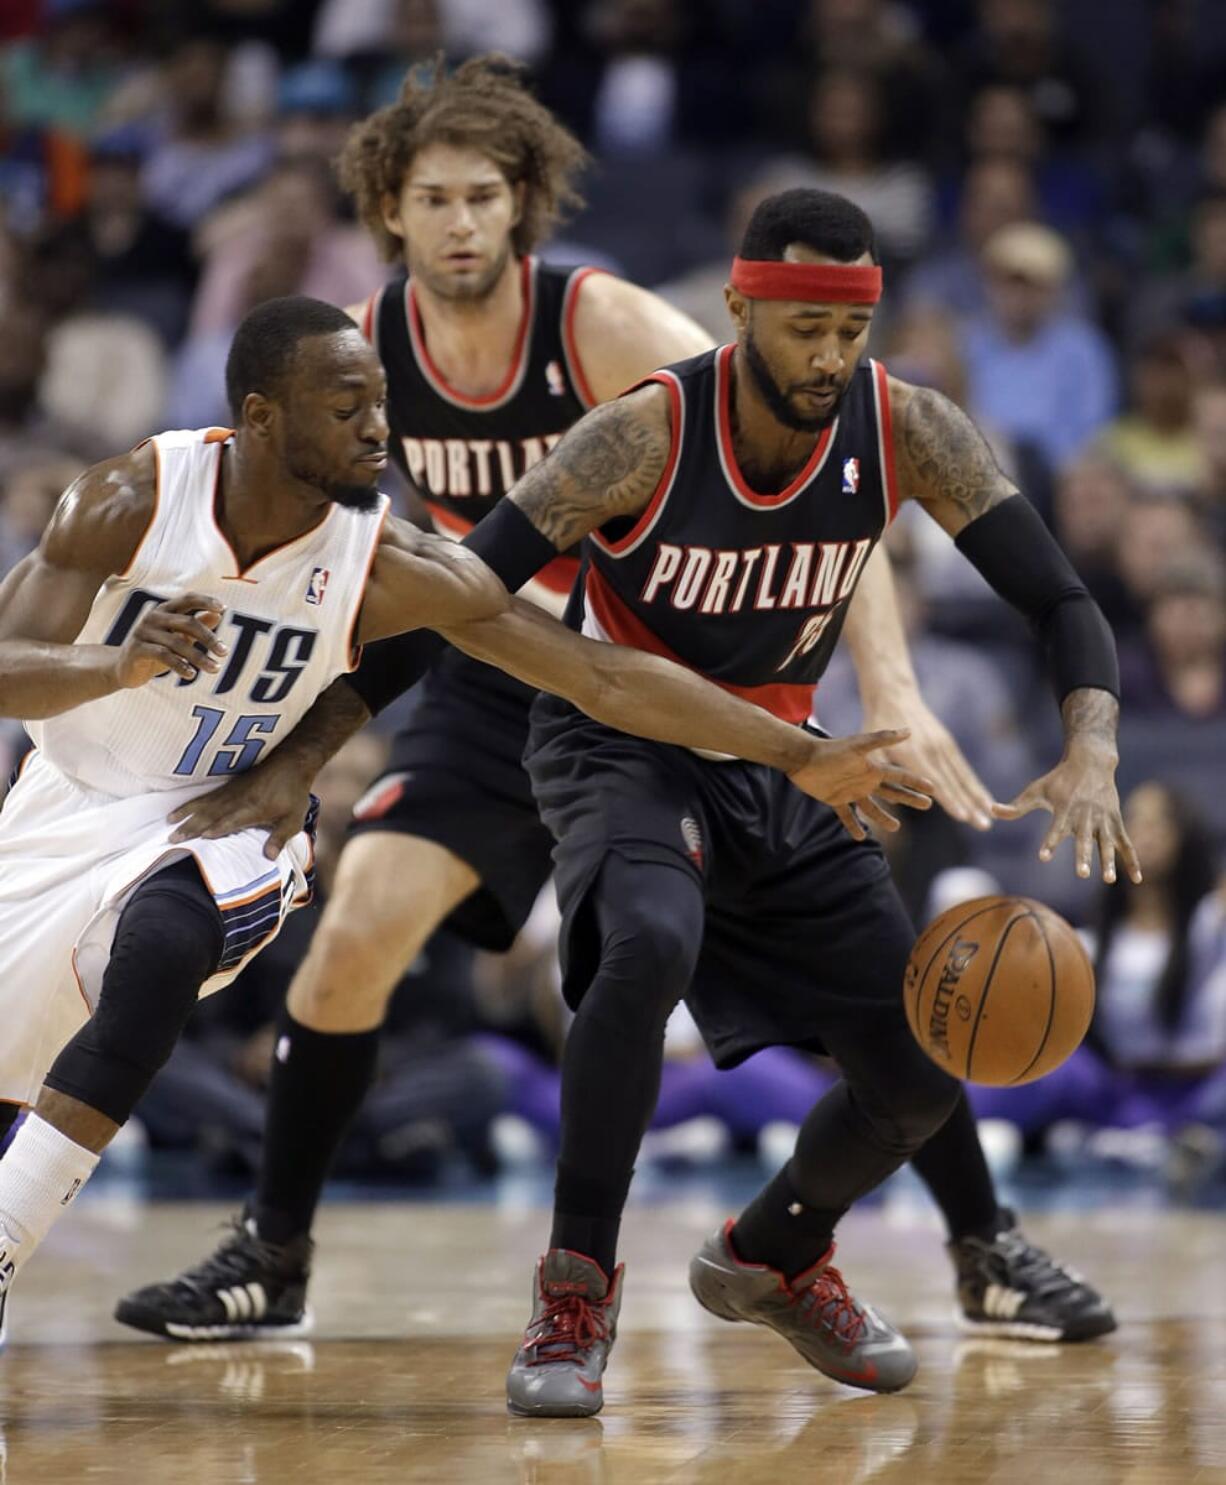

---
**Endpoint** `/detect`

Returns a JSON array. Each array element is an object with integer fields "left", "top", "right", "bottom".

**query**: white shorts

[{"left": 0, "top": 750, "right": 315, "bottom": 1108}]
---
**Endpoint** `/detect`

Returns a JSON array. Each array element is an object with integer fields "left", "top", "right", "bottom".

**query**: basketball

[{"left": 903, "top": 896, "right": 1095, "bottom": 1087}]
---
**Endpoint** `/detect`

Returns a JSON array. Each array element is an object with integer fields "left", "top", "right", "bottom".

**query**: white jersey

[{"left": 28, "top": 427, "right": 388, "bottom": 797}]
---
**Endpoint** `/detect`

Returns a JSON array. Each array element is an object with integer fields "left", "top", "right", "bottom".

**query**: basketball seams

[
  {"left": 909, "top": 900, "right": 1004, "bottom": 1051},
  {"left": 964, "top": 911, "right": 1031, "bottom": 1082},
  {"left": 1007, "top": 911, "right": 1058, "bottom": 1085}
]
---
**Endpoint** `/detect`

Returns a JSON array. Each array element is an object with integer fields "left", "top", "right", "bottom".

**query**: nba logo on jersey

[
  {"left": 842, "top": 457, "right": 861, "bottom": 494},
  {"left": 545, "top": 360, "right": 566, "bottom": 397},
  {"left": 305, "top": 567, "right": 330, "bottom": 606}
]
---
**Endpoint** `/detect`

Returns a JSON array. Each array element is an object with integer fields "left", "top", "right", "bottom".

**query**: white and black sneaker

[
  {"left": 114, "top": 1213, "right": 313, "bottom": 1342},
  {"left": 950, "top": 1210, "right": 1116, "bottom": 1343},
  {"left": 0, "top": 1218, "right": 20, "bottom": 1351}
]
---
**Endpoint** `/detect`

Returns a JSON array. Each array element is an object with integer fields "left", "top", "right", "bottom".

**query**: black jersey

[
  {"left": 360, "top": 255, "right": 601, "bottom": 613},
  {"left": 578, "top": 345, "right": 900, "bottom": 724}
]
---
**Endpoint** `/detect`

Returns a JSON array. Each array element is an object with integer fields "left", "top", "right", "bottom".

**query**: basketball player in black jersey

[{"left": 119, "top": 66, "right": 1117, "bottom": 1360}]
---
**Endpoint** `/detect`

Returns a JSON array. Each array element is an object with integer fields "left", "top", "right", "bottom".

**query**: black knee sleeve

[{"left": 45, "top": 860, "right": 224, "bottom": 1126}]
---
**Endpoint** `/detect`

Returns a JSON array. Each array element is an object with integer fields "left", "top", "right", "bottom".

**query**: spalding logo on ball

[{"left": 904, "top": 895, "right": 1095, "bottom": 1087}]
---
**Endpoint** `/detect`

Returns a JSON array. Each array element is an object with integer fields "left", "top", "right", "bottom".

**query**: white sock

[{"left": 0, "top": 1114, "right": 100, "bottom": 1280}]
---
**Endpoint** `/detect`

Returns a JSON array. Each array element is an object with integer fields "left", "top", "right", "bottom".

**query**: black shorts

[
  {"left": 525, "top": 693, "right": 918, "bottom": 1069},
  {"left": 348, "top": 651, "right": 555, "bottom": 951}
]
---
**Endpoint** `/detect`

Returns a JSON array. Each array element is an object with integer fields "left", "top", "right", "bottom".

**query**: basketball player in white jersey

[
  {"left": 119, "top": 58, "right": 1115, "bottom": 1350},
  {"left": 0, "top": 293, "right": 934, "bottom": 1341}
]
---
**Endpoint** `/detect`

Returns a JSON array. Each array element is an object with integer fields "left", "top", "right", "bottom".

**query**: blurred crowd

[{"left": 2, "top": 0, "right": 1226, "bottom": 1188}]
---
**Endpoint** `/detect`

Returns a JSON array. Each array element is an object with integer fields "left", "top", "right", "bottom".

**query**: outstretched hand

[
  {"left": 865, "top": 696, "right": 997, "bottom": 830},
  {"left": 993, "top": 744, "right": 1142, "bottom": 885},
  {"left": 787, "top": 728, "right": 935, "bottom": 840}
]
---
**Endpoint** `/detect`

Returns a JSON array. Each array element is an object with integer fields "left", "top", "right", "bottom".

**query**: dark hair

[
  {"left": 338, "top": 53, "right": 587, "bottom": 263},
  {"left": 739, "top": 188, "right": 878, "bottom": 266},
  {"left": 225, "top": 295, "right": 357, "bottom": 420},
  {"left": 1093, "top": 783, "right": 1219, "bottom": 1033}
]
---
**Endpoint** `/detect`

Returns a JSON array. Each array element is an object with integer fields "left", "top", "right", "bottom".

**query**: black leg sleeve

[
  {"left": 44, "top": 860, "right": 224, "bottom": 1127},
  {"left": 551, "top": 853, "right": 705, "bottom": 1274}
]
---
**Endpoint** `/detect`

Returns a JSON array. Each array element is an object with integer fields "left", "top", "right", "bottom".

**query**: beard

[
  {"left": 417, "top": 237, "right": 513, "bottom": 304},
  {"left": 743, "top": 327, "right": 847, "bottom": 433},
  {"left": 286, "top": 451, "right": 384, "bottom": 512}
]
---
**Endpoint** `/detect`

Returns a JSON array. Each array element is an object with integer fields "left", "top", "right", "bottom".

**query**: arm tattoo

[
  {"left": 511, "top": 393, "right": 671, "bottom": 550},
  {"left": 1060, "top": 686, "right": 1119, "bottom": 753},
  {"left": 900, "top": 386, "right": 1017, "bottom": 524}
]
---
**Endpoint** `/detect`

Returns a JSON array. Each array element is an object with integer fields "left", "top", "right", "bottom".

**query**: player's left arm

[
  {"left": 889, "top": 375, "right": 1141, "bottom": 885},
  {"left": 840, "top": 544, "right": 997, "bottom": 830},
  {"left": 567, "top": 273, "right": 714, "bottom": 404}
]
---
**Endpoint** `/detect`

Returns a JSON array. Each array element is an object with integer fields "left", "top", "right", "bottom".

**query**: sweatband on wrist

[
  {"left": 459, "top": 497, "right": 560, "bottom": 591},
  {"left": 954, "top": 495, "right": 1119, "bottom": 703}
]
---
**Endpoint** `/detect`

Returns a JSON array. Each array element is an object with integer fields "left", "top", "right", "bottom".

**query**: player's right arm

[{"left": 0, "top": 446, "right": 228, "bottom": 719}]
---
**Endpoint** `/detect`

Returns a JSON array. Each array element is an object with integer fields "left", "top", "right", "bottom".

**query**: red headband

[{"left": 730, "top": 256, "right": 883, "bottom": 304}]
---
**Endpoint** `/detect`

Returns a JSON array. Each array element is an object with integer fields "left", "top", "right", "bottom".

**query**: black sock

[
  {"left": 909, "top": 1090, "right": 1003, "bottom": 1243},
  {"left": 731, "top": 1162, "right": 838, "bottom": 1279},
  {"left": 252, "top": 1006, "right": 381, "bottom": 1244}
]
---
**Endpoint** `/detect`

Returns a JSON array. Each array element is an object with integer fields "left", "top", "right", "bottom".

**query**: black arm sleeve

[
  {"left": 954, "top": 495, "right": 1119, "bottom": 703},
  {"left": 342, "top": 500, "right": 563, "bottom": 716}
]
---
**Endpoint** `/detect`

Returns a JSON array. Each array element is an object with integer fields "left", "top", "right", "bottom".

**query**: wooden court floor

[{"left": 1, "top": 1199, "right": 1224, "bottom": 1484}]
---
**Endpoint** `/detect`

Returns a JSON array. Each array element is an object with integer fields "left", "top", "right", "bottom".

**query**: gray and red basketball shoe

[
  {"left": 689, "top": 1221, "right": 918, "bottom": 1393},
  {"left": 506, "top": 1250, "right": 624, "bottom": 1417}
]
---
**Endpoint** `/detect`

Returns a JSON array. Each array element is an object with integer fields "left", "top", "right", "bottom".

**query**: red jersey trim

[
  {"left": 871, "top": 360, "right": 899, "bottom": 525},
  {"left": 589, "top": 371, "right": 685, "bottom": 559},
  {"left": 406, "top": 256, "right": 535, "bottom": 411},
  {"left": 561, "top": 266, "right": 610, "bottom": 410},
  {"left": 714, "top": 345, "right": 837, "bottom": 511},
  {"left": 425, "top": 500, "right": 579, "bottom": 596},
  {"left": 585, "top": 567, "right": 813, "bottom": 725},
  {"left": 359, "top": 287, "right": 384, "bottom": 347}
]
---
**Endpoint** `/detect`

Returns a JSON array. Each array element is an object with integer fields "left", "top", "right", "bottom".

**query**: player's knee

[
  {"left": 291, "top": 907, "right": 420, "bottom": 1024},
  {"left": 864, "top": 1054, "right": 961, "bottom": 1154},
  {"left": 45, "top": 870, "right": 223, "bottom": 1125},
  {"left": 601, "top": 902, "right": 697, "bottom": 996}
]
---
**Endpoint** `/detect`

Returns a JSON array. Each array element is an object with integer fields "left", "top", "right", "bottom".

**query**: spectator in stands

[
  {"left": 1101, "top": 332, "right": 1207, "bottom": 495},
  {"left": 274, "top": 60, "right": 362, "bottom": 171},
  {"left": 1192, "top": 379, "right": 1226, "bottom": 545},
  {"left": 904, "top": 157, "right": 1040, "bottom": 319},
  {"left": 0, "top": 0, "right": 122, "bottom": 137},
  {"left": 951, "top": 0, "right": 1105, "bottom": 152},
  {"left": 538, "top": 0, "right": 741, "bottom": 154},
  {"left": 951, "top": 82, "right": 1103, "bottom": 236},
  {"left": 752, "top": 0, "right": 950, "bottom": 165},
  {"left": 1051, "top": 449, "right": 1139, "bottom": 634},
  {"left": 759, "top": 66, "right": 934, "bottom": 267},
  {"left": 1120, "top": 552, "right": 1226, "bottom": 720},
  {"left": 961, "top": 221, "right": 1116, "bottom": 469},
  {"left": 167, "top": 157, "right": 384, "bottom": 427},
  {"left": 1129, "top": 190, "right": 1226, "bottom": 350},
  {"left": 140, "top": 39, "right": 274, "bottom": 230},
  {"left": 50, "top": 128, "right": 197, "bottom": 346},
  {"left": 969, "top": 783, "right": 1226, "bottom": 1151}
]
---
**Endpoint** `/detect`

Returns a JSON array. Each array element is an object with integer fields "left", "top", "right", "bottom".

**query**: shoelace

[
  {"left": 178, "top": 1221, "right": 293, "bottom": 1296},
  {"left": 799, "top": 1265, "right": 867, "bottom": 1346},
  {"left": 524, "top": 1292, "right": 609, "bottom": 1366},
  {"left": 994, "top": 1231, "right": 1083, "bottom": 1298}
]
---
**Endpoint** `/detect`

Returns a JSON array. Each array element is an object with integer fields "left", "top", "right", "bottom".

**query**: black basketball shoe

[
  {"left": 949, "top": 1209, "right": 1116, "bottom": 1343},
  {"left": 114, "top": 1213, "right": 313, "bottom": 1341}
]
